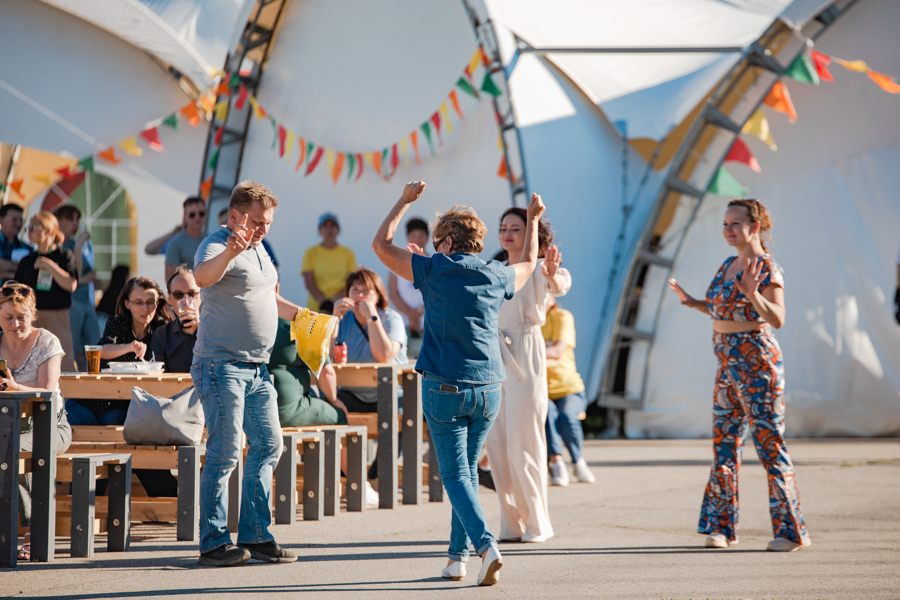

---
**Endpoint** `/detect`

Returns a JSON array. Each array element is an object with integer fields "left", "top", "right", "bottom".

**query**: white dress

[{"left": 485, "top": 260, "right": 571, "bottom": 541}]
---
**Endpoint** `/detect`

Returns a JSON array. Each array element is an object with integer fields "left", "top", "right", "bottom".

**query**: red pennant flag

[
  {"left": 200, "top": 175, "right": 213, "bottom": 200},
  {"left": 448, "top": 90, "right": 464, "bottom": 120},
  {"left": 410, "top": 131, "right": 421, "bottom": 165},
  {"left": 389, "top": 144, "right": 399, "bottom": 178},
  {"left": 9, "top": 178, "right": 24, "bottom": 197},
  {"left": 294, "top": 137, "right": 307, "bottom": 172},
  {"left": 55, "top": 165, "right": 73, "bottom": 179},
  {"left": 867, "top": 71, "right": 900, "bottom": 94},
  {"left": 763, "top": 81, "right": 797, "bottom": 122},
  {"left": 180, "top": 102, "right": 201, "bottom": 127},
  {"left": 140, "top": 127, "right": 164, "bottom": 152},
  {"left": 354, "top": 153, "right": 365, "bottom": 181},
  {"left": 277, "top": 125, "right": 287, "bottom": 157},
  {"left": 214, "top": 126, "right": 224, "bottom": 146},
  {"left": 809, "top": 50, "right": 834, "bottom": 83},
  {"left": 235, "top": 84, "right": 249, "bottom": 109},
  {"left": 98, "top": 146, "right": 122, "bottom": 165},
  {"left": 430, "top": 112, "right": 443, "bottom": 146},
  {"left": 305, "top": 147, "right": 324, "bottom": 176},
  {"left": 724, "top": 137, "right": 761, "bottom": 173}
]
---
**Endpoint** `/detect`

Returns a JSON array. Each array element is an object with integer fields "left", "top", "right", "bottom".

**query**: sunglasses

[
  {"left": 171, "top": 290, "right": 199, "bottom": 300},
  {"left": 1, "top": 286, "right": 33, "bottom": 298},
  {"left": 188, "top": 211, "right": 206, "bottom": 219},
  {"left": 27, "top": 225, "right": 44, "bottom": 232}
]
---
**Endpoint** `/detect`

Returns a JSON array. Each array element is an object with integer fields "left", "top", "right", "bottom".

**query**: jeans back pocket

[
  {"left": 427, "top": 389, "right": 467, "bottom": 424},
  {"left": 481, "top": 384, "right": 501, "bottom": 421}
]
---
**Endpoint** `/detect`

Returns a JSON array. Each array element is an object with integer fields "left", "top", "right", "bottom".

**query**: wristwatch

[{"left": 370, "top": 315, "right": 379, "bottom": 323}]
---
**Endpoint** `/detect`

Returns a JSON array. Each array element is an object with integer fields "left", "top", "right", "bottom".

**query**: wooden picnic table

[
  {"left": 0, "top": 391, "right": 55, "bottom": 567},
  {"left": 58, "top": 373, "right": 194, "bottom": 400}
]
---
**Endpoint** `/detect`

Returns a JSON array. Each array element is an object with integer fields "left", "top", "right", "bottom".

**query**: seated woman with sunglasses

[
  {"left": 66, "top": 276, "right": 173, "bottom": 426},
  {"left": 0, "top": 282, "right": 72, "bottom": 560}
]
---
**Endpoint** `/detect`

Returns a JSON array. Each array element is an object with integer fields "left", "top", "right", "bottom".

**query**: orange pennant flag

[
  {"left": 497, "top": 155, "right": 513, "bottom": 182},
  {"left": 200, "top": 175, "right": 213, "bottom": 200},
  {"left": 763, "top": 81, "right": 797, "bottom": 123},
  {"left": 410, "top": 131, "right": 421, "bottom": 165},
  {"left": 216, "top": 76, "right": 230, "bottom": 96},
  {"left": 448, "top": 90, "right": 464, "bottom": 120},
  {"left": 120, "top": 136, "right": 143, "bottom": 157},
  {"left": 833, "top": 57, "right": 870, "bottom": 73},
  {"left": 249, "top": 96, "right": 267, "bottom": 120},
  {"left": 200, "top": 93, "right": 216, "bottom": 114},
  {"left": 294, "top": 137, "right": 307, "bottom": 172},
  {"left": 480, "top": 46, "right": 491, "bottom": 67},
  {"left": 9, "top": 178, "right": 24, "bottom": 197},
  {"left": 867, "top": 71, "right": 900, "bottom": 94},
  {"left": 98, "top": 147, "right": 122, "bottom": 165},
  {"left": 331, "top": 152, "right": 345, "bottom": 186},
  {"left": 180, "top": 102, "right": 201, "bottom": 127},
  {"left": 440, "top": 102, "right": 453, "bottom": 134},
  {"left": 369, "top": 151, "right": 383, "bottom": 176}
]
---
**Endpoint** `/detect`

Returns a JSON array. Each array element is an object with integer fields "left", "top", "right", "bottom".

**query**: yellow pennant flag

[
  {"left": 741, "top": 109, "right": 777, "bottom": 151},
  {"left": 200, "top": 93, "right": 216, "bottom": 114},
  {"left": 468, "top": 48, "right": 482, "bottom": 75},
  {"left": 249, "top": 96, "right": 266, "bottom": 120},
  {"left": 400, "top": 138, "right": 409, "bottom": 166},
  {"left": 119, "top": 136, "right": 143, "bottom": 157},
  {"left": 285, "top": 131, "right": 296, "bottom": 163},
  {"left": 497, "top": 131, "right": 504, "bottom": 150},
  {"left": 325, "top": 149, "right": 335, "bottom": 171},
  {"left": 214, "top": 100, "right": 229, "bottom": 122},
  {"left": 440, "top": 102, "right": 453, "bottom": 134},
  {"left": 834, "top": 58, "right": 870, "bottom": 73},
  {"left": 33, "top": 173, "right": 51, "bottom": 186}
]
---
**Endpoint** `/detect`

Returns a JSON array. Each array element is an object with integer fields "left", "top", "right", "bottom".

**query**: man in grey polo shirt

[{"left": 192, "top": 181, "right": 306, "bottom": 567}]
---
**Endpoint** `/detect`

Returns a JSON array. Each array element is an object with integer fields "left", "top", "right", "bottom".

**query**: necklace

[{"left": 3, "top": 330, "right": 35, "bottom": 371}]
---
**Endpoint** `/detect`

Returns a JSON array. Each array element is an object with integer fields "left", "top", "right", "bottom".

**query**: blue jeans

[
  {"left": 65, "top": 399, "right": 128, "bottom": 425},
  {"left": 191, "top": 359, "right": 282, "bottom": 553},
  {"left": 422, "top": 377, "right": 500, "bottom": 561},
  {"left": 545, "top": 392, "right": 586, "bottom": 463}
]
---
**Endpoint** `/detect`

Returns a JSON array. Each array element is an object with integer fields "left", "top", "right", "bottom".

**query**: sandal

[{"left": 17, "top": 544, "right": 30, "bottom": 561}]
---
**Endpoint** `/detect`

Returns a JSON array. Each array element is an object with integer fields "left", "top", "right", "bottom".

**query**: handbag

[{"left": 123, "top": 386, "right": 205, "bottom": 446}]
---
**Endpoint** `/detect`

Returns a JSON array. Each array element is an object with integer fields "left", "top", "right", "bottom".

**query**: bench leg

[
  {"left": 177, "top": 447, "right": 201, "bottom": 541},
  {"left": 345, "top": 432, "right": 365, "bottom": 512},
  {"left": 227, "top": 457, "right": 241, "bottom": 534},
  {"left": 302, "top": 438, "right": 324, "bottom": 521},
  {"left": 107, "top": 460, "right": 131, "bottom": 552},
  {"left": 376, "top": 367, "right": 398, "bottom": 509},
  {"left": 71, "top": 458, "right": 97, "bottom": 558},
  {"left": 401, "top": 373, "right": 422, "bottom": 505},
  {"left": 427, "top": 426, "right": 443, "bottom": 502},
  {"left": 274, "top": 436, "right": 298, "bottom": 525},
  {"left": 323, "top": 431, "right": 340, "bottom": 517},
  {"left": 30, "top": 399, "right": 56, "bottom": 562},
  {"left": 0, "top": 399, "right": 21, "bottom": 567}
]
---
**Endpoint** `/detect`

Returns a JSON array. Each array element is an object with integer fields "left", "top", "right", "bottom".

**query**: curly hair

[
  {"left": 498, "top": 207, "right": 554, "bottom": 260},
  {"left": 431, "top": 205, "right": 487, "bottom": 254},
  {"left": 727, "top": 198, "right": 773, "bottom": 252}
]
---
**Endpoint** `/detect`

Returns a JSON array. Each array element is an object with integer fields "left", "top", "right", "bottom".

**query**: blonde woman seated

[{"left": 0, "top": 282, "right": 72, "bottom": 561}]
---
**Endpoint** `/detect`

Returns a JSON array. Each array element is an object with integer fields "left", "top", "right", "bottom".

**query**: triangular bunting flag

[
  {"left": 140, "top": 127, "right": 164, "bottom": 152},
  {"left": 467, "top": 48, "right": 482, "bottom": 76},
  {"left": 180, "top": 102, "right": 201, "bottom": 127},
  {"left": 369, "top": 151, "right": 383, "bottom": 177},
  {"left": 305, "top": 147, "right": 324, "bottom": 176},
  {"left": 295, "top": 138, "right": 308, "bottom": 172},
  {"left": 162, "top": 113, "right": 179, "bottom": 131},
  {"left": 9, "top": 178, "right": 24, "bottom": 197},
  {"left": 421, "top": 122, "right": 435, "bottom": 156},
  {"left": 214, "top": 126, "right": 224, "bottom": 146},
  {"left": 285, "top": 131, "right": 297, "bottom": 162},
  {"left": 120, "top": 136, "right": 143, "bottom": 157},
  {"left": 200, "top": 175, "right": 213, "bottom": 200},
  {"left": 448, "top": 90, "right": 464, "bottom": 120},
  {"left": 456, "top": 77, "right": 478, "bottom": 99},
  {"left": 834, "top": 57, "right": 870, "bottom": 73},
  {"left": 270, "top": 117, "right": 278, "bottom": 150},
  {"left": 216, "top": 77, "right": 230, "bottom": 96},
  {"left": 410, "top": 131, "right": 421, "bottom": 165},
  {"left": 481, "top": 72, "right": 502, "bottom": 97},
  {"left": 440, "top": 102, "right": 453, "bottom": 134},
  {"left": 430, "top": 112, "right": 443, "bottom": 145},
  {"left": 741, "top": 109, "right": 777, "bottom": 151},
  {"left": 497, "top": 131, "right": 504, "bottom": 150},
  {"left": 77, "top": 155, "right": 94, "bottom": 173},
  {"left": 708, "top": 167, "right": 748, "bottom": 197},
  {"left": 229, "top": 73, "right": 240, "bottom": 89},
  {"left": 214, "top": 100, "right": 229, "bottom": 122},
  {"left": 381, "top": 149, "right": 389, "bottom": 178},
  {"left": 389, "top": 144, "right": 399, "bottom": 178},
  {"left": 249, "top": 96, "right": 267, "bottom": 120},
  {"left": 208, "top": 149, "right": 219, "bottom": 170},
  {"left": 330, "top": 152, "right": 345, "bottom": 186},
  {"left": 55, "top": 165, "right": 73, "bottom": 179},
  {"left": 497, "top": 155, "right": 509, "bottom": 180},
  {"left": 235, "top": 84, "right": 249, "bottom": 110},
  {"left": 346, "top": 153, "right": 356, "bottom": 181},
  {"left": 810, "top": 50, "right": 834, "bottom": 82},
  {"left": 0, "top": 184, "right": 4, "bottom": 193},
  {"left": 400, "top": 138, "right": 409, "bottom": 167},
  {"left": 355, "top": 153, "right": 365, "bottom": 181},
  {"left": 480, "top": 47, "right": 491, "bottom": 67},
  {"left": 784, "top": 53, "right": 819, "bottom": 85},
  {"left": 98, "top": 147, "right": 122, "bottom": 165},
  {"left": 33, "top": 174, "right": 51, "bottom": 187},
  {"left": 867, "top": 71, "right": 900, "bottom": 94},
  {"left": 277, "top": 125, "right": 287, "bottom": 157},
  {"left": 200, "top": 93, "right": 216, "bottom": 114},
  {"left": 326, "top": 149, "right": 335, "bottom": 172},
  {"left": 763, "top": 81, "right": 797, "bottom": 122},
  {"left": 724, "top": 137, "right": 761, "bottom": 173}
]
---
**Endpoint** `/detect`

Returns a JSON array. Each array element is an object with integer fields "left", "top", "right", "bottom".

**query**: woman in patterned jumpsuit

[{"left": 669, "top": 199, "right": 810, "bottom": 552}]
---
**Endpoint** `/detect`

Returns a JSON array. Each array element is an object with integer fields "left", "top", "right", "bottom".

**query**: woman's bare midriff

[{"left": 713, "top": 320, "right": 765, "bottom": 333}]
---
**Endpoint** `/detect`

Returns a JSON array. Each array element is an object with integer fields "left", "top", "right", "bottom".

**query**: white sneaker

[
  {"left": 477, "top": 546, "right": 503, "bottom": 586},
  {"left": 441, "top": 560, "right": 466, "bottom": 581},
  {"left": 365, "top": 481, "right": 380, "bottom": 509},
  {"left": 705, "top": 533, "right": 729, "bottom": 548},
  {"left": 572, "top": 458, "right": 595, "bottom": 483},
  {"left": 767, "top": 538, "right": 808, "bottom": 552},
  {"left": 549, "top": 460, "right": 569, "bottom": 486}
]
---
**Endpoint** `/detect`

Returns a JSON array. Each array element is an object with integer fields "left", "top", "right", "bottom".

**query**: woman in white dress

[{"left": 485, "top": 207, "right": 570, "bottom": 542}]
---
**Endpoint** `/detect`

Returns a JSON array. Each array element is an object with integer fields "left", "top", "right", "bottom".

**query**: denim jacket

[{"left": 412, "top": 252, "right": 516, "bottom": 385}]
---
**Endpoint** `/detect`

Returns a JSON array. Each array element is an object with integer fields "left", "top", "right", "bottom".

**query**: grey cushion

[{"left": 123, "top": 386, "right": 204, "bottom": 446}]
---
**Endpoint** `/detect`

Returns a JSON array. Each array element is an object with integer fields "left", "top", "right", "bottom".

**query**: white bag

[{"left": 123, "top": 386, "right": 205, "bottom": 446}]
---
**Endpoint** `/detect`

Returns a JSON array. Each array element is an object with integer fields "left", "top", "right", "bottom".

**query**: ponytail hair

[
  {"left": 727, "top": 198, "right": 773, "bottom": 252},
  {"left": 32, "top": 212, "right": 66, "bottom": 246}
]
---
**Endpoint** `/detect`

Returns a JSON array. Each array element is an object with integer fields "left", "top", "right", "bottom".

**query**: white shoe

[
  {"left": 767, "top": 538, "right": 809, "bottom": 552},
  {"left": 441, "top": 560, "right": 466, "bottom": 581},
  {"left": 705, "top": 533, "right": 730, "bottom": 548},
  {"left": 549, "top": 460, "right": 569, "bottom": 486},
  {"left": 572, "top": 458, "right": 595, "bottom": 483},
  {"left": 365, "top": 481, "right": 379, "bottom": 509},
  {"left": 477, "top": 546, "right": 503, "bottom": 586}
]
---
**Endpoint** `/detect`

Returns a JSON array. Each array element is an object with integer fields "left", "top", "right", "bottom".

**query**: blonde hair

[
  {"left": 230, "top": 181, "right": 278, "bottom": 213},
  {"left": 32, "top": 212, "right": 66, "bottom": 246},
  {"left": 432, "top": 205, "right": 487, "bottom": 254},
  {"left": 727, "top": 198, "right": 773, "bottom": 252},
  {"left": 0, "top": 282, "right": 37, "bottom": 320}
]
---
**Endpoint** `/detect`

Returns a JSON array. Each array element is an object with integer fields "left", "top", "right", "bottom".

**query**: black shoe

[
  {"left": 197, "top": 544, "right": 251, "bottom": 567},
  {"left": 239, "top": 540, "right": 298, "bottom": 563},
  {"left": 478, "top": 466, "right": 495, "bottom": 491}
]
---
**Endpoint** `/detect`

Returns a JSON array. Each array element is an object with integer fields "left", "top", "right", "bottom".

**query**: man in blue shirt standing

[
  {"left": 0, "top": 204, "right": 33, "bottom": 282},
  {"left": 192, "top": 181, "right": 306, "bottom": 567}
]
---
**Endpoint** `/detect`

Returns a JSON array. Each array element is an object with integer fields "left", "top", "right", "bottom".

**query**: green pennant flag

[
  {"left": 162, "top": 113, "right": 179, "bottom": 131},
  {"left": 481, "top": 72, "right": 502, "bottom": 97},
  {"left": 270, "top": 117, "right": 278, "bottom": 150},
  {"left": 421, "top": 122, "right": 435, "bottom": 156},
  {"left": 456, "top": 76, "right": 478, "bottom": 99},
  {"left": 784, "top": 53, "right": 820, "bottom": 85},
  {"left": 229, "top": 73, "right": 240, "bottom": 89},
  {"left": 0, "top": 183, "right": 5, "bottom": 192},
  {"left": 306, "top": 141, "right": 315, "bottom": 165},
  {"left": 208, "top": 149, "right": 219, "bottom": 170},
  {"left": 77, "top": 155, "right": 95, "bottom": 173},
  {"left": 708, "top": 167, "right": 748, "bottom": 197},
  {"left": 381, "top": 148, "right": 389, "bottom": 174},
  {"left": 346, "top": 153, "right": 356, "bottom": 181}
]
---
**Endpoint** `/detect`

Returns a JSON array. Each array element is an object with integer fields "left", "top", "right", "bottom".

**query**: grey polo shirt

[
  {"left": 165, "top": 230, "right": 204, "bottom": 269},
  {"left": 193, "top": 227, "right": 278, "bottom": 363}
]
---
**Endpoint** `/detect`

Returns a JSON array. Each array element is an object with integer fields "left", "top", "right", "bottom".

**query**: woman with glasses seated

[
  {"left": 13, "top": 212, "right": 78, "bottom": 372},
  {"left": 0, "top": 281, "right": 72, "bottom": 561},
  {"left": 331, "top": 267, "right": 408, "bottom": 413},
  {"left": 66, "top": 276, "right": 173, "bottom": 426}
]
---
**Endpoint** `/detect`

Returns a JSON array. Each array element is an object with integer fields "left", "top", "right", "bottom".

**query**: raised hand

[
  {"left": 333, "top": 297, "right": 354, "bottom": 320},
  {"left": 541, "top": 245, "right": 562, "bottom": 279},
  {"left": 735, "top": 257, "right": 764, "bottom": 298},
  {"left": 668, "top": 278, "right": 695, "bottom": 306},
  {"left": 226, "top": 214, "right": 252, "bottom": 255},
  {"left": 358, "top": 298, "right": 378, "bottom": 321},
  {"left": 406, "top": 242, "right": 427, "bottom": 257},
  {"left": 526, "top": 193, "right": 546, "bottom": 221},
  {"left": 400, "top": 181, "right": 426, "bottom": 204}
]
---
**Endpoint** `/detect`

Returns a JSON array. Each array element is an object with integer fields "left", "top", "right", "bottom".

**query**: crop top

[{"left": 706, "top": 255, "right": 784, "bottom": 322}]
